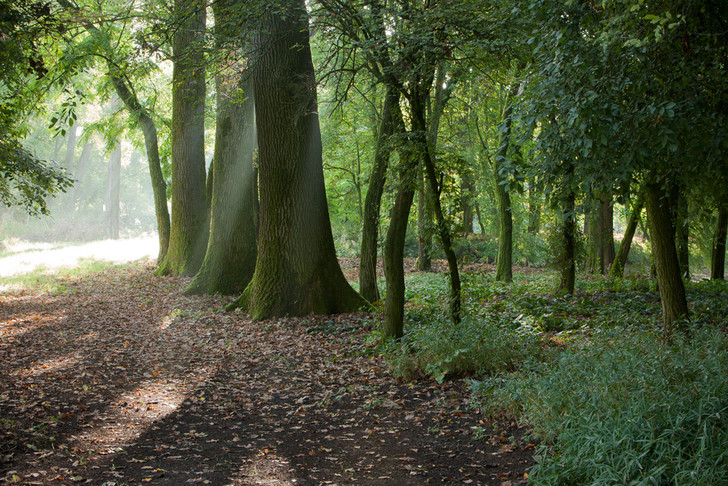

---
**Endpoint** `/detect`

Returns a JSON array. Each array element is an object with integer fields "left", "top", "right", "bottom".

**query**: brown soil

[{"left": 1, "top": 261, "right": 534, "bottom": 485}]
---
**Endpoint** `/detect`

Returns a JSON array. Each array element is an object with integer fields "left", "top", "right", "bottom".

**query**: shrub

[{"left": 476, "top": 330, "right": 728, "bottom": 485}]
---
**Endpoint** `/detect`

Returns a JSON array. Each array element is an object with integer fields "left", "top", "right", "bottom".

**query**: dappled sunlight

[
  {"left": 0, "top": 306, "right": 65, "bottom": 340},
  {"left": 14, "top": 351, "right": 82, "bottom": 378},
  {"left": 73, "top": 376, "right": 201, "bottom": 452},
  {"left": 0, "top": 236, "right": 158, "bottom": 278},
  {"left": 232, "top": 449, "right": 298, "bottom": 485}
]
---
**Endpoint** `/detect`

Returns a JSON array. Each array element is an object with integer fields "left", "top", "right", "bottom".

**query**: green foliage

[{"left": 478, "top": 329, "right": 728, "bottom": 485}]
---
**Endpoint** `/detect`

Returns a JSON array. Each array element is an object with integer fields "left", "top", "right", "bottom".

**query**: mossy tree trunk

[
  {"left": 646, "top": 183, "right": 690, "bottom": 337},
  {"left": 383, "top": 147, "right": 418, "bottom": 340},
  {"left": 610, "top": 191, "right": 644, "bottom": 278},
  {"left": 229, "top": 0, "right": 365, "bottom": 319},
  {"left": 158, "top": 0, "right": 209, "bottom": 277},
  {"left": 185, "top": 25, "right": 258, "bottom": 295},
  {"left": 359, "top": 86, "right": 400, "bottom": 303},
  {"left": 711, "top": 205, "right": 727, "bottom": 280},
  {"left": 493, "top": 83, "right": 519, "bottom": 283}
]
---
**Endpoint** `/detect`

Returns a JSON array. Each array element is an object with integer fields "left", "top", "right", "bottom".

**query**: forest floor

[{"left": 0, "top": 257, "right": 533, "bottom": 485}]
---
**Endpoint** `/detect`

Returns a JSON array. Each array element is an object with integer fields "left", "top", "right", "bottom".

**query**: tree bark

[
  {"left": 598, "top": 194, "right": 616, "bottom": 274},
  {"left": 559, "top": 187, "right": 577, "bottom": 295},
  {"left": 158, "top": 0, "right": 209, "bottom": 276},
  {"left": 527, "top": 183, "right": 541, "bottom": 234},
  {"left": 646, "top": 183, "right": 690, "bottom": 337},
  {"left": 383, "top": 148, "right": 418, "bottom": 339},
  {"left": 186, "top": 71, "right": 258, "bottom": 294},
  {"left": 675, "top": 190, "right": 690, "bottom": 279},
  {"left": 105, "top": 143, "right": 121, "bottom": 239},
  {"left": 610, "top": 191, "right": 644, "bottom": 278},
  {"left": 359, "top": 86, "right": 400, "bottom": 302},
  {"left": 416, "top": 163, "right": 433, "bottom": 271},
  {"left": 494, "top": 83, "right": 519, "bottom": 283},
  {"left": 711, "top": 205, "right": 727, "bottom": 280},
  {"left": 229, "top": 0, "right": 365, "bottom": 318}
]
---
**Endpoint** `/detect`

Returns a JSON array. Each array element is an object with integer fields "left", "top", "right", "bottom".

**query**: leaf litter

[{"left": 1, "top": 261, "right": 532, "bottom": 485}]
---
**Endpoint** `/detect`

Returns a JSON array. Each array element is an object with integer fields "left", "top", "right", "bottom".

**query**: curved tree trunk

[
  {"left": 646, "top": 183, "right": 689, "bottom": 337},
  {"left": 229, "top": 0, "right": 365, "bottom": 319},
  {"left": 158, "top": 0, "right": 209, "bottom": 276},
  {"left": 610, "top": 191, "right": 644, "bottom": 278},
  {"left": 185, "top": 73, "right": 258, "bottom": 295},
  {"left": 57, "top": 0, "right": 171, "bottom": 263},
  {"left": 359, "top": 86, "right": 400, "bottom": 302},
  {"left": 711, "top": 205, "right": 727, "bottom": 280}
]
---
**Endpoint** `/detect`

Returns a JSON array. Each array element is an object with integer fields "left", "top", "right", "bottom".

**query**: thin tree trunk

[
  {"left": 462, "top": 177, "right": 474, "bottom": 235},
  {"left": 675, "top": 191, "right": 690, "bottom": 279},
  {"left": 71, "top": 143, "right": 93, "bottom": 210},
  {"left": 416, "top": 164, "right": 433, "bottom": 271},
  {"left": 711, "top": 205, "right": 727, "bottom": 280},
  {"left": 56, "top": 0, "right": 171, "bottom": 263},
  {"left": 527, "top": 183, "right": 541, "bottom": 234},
  {"left": 105, "top": 143, "right": 121, "bottom": 239},
  {"left": 383, "top": 149, "right": 417, "bottom": 339},
  {"left": 610, "top": 191, "right": 644, "bottom": 278},
  {"left": 158, "top": 0, "right": 209, "bottom": 276},
  {"left": 359, "top": 86, "right": 400, "bottom": 302},
  {"left": 229, "top": 0, "right": 365, "bottom": 318},
  {"left": 559, "top": 187, "right": 577, "bottom": 294},
  {"left": 646, "top": 183, "right": 690, "bottom": 337},
  {"left": 494, "top": 83, "right": 519, "bottom": 283}
]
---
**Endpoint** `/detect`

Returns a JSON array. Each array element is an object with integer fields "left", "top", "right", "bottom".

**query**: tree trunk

[
  {"left": 158, "top": 0, "right": 209, "bottom": 276},
  {"left": 411, "top": 93, "right": 461, "bottom": 324},
  {"left": 675, "top": 191, "right": 690, "bottom": 279},
  {"left": 185, "top": 68, "right": 258, "bottom": 294},
  {"left": 461, "top": 177, "right": 474, "bottom": 235},
  {"left": 383, "top": 149, "right": 417, "bottom": 339},
  {"left": 56, "top": 0, "right": 171, "bottom": 263},
  {"left": 105, "top": 143, "right": 121, "bottom": 239},
  {"left": 646, "top": 183, "right": 690, "bottom": 337},
  {"left": 527, "top": 183, "right": 541, "bottom": 234},
  {"left": 71, "top": 143, "right": 93, "bottom": 210},
  {"left": 229, "top": 0, "right": 365, "bottom": 318},
  {"left": 598, "top": 194, "right": 616, "bottom": 274},
  {"left": 559, "top": 187, "right": 577, "bottom": 294},
  {"left": 359, "top": 86, "right": 400, "bottom": 302},
  {"left": 610, "top": 191, "right": 644, "bottom": 278},
  {"left": 494, "top": 82, "right": 519, "bottom": 283},
  {"left": 416, "top": 164, "right": 433, "bottom": 271},
  {"left": 711, "top": 205, "right": 727, "bottom": 280}
]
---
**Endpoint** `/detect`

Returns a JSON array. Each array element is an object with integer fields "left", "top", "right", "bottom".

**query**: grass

[{"left": 0, "top": 258, "right": 115, "bottom": 293}]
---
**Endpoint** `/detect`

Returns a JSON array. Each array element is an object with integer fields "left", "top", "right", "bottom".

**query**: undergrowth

[{"left": 381, "top": 270, "right": 728, "bottom": 485}]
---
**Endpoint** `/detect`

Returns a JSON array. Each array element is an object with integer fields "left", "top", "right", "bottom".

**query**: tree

[
  {"left": 229, "top": 0, "right": 365, "bottom": 318},
  {"left": 611, "top": 190, "right": 644, "bottom": 278},
  {"left": 157, "top": 0, "right": 209, "bottom": 276},
  {"left": 105, "top": 142, "right": 121, "bottom": 239},
  {"left": 186, "top": 0, "right": 258, "bottom": 295},
  {"left": 711, "top": 204, "right": 727, "bottom": 281}
]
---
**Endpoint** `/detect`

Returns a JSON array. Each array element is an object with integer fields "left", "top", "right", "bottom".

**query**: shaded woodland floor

[{"left": 1, "top": 260, "right": 533, "bottom": 485}]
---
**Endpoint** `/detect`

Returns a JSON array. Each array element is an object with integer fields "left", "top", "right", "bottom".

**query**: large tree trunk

[
  {"left": 711, "top": 205, "right": 727, "bottom": 280},
  {"left": 359, "top": 86, "right": 400, "bottom": 302},
  {"left": 610, "top": 191, "right": 644, "bottom": 278},
  {"left": 598, "top": 194, "right": 616, "bottom": 274},
  {"left": 646, "top": 183, "right": 690, "bottom": 337},
  {"left": 158, "top": 0, "right": 209, "bottom": 276},
  {"left": 185, "top": 69, "right": 258, "bottom": 293},
  {"left": 494, "top": 83, "right": 519, "bottom": 283},
  {"left": 105, "top": 143, "right": 121, "bottom": 239},
  {"left": 229, "top": 0, "right": 365, "bottom": 318}
]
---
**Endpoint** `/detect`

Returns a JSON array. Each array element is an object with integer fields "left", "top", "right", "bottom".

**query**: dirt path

[{"left": 1, "top": 262, "right": 533, "bottom": 485}]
